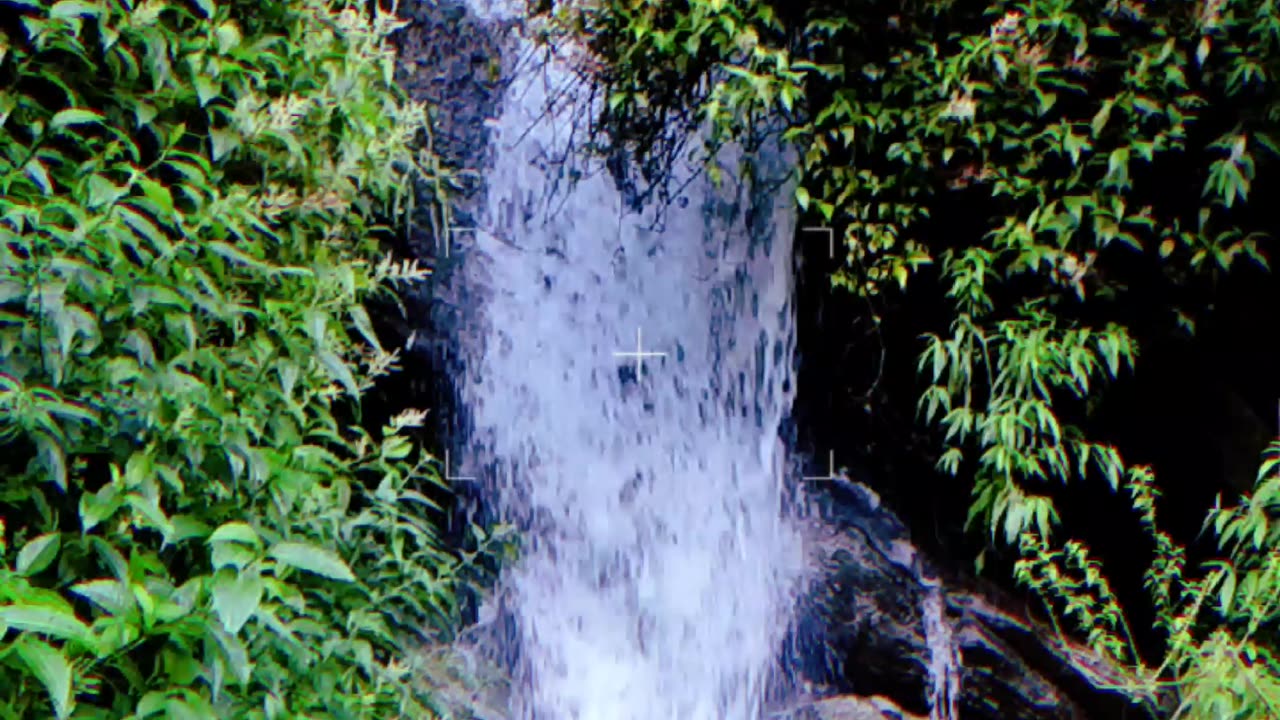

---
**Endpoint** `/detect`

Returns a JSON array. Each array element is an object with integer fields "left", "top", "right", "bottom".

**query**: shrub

[{"left": 0, "top": 0, "right": 486, "bottom": 716}]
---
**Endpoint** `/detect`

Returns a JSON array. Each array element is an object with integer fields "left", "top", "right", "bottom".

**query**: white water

[
  {"left": 450, "top": 2, "right": 806, "bottom": 718},
  {"left": 922, "top": 577, "right": 960, "bottom": 720}
]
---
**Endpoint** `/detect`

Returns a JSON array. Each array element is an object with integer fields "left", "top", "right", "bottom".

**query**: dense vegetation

[
  {"left": 7, "top": 0, "right": 1280, "bottom": 716},
  {"left": 0, "top": 0, "right": 492, "bottom": 716},
  {"left": 546, "top": 0, "right": 1280, "bottom": 716}
]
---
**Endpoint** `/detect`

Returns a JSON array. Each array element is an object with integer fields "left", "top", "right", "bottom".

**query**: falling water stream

[{"left": 450, "top": 1, "right": 807, "bottom": 718}]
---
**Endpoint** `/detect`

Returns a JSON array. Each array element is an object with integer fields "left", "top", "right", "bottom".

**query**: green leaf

[
  {"left": 1090, "top": 99, "right": 1113, "bottom": 138},
  {"left": 214, "top": 21, "right": 242, "bottom": 53},
  {"left": 211, "top": 538, "right": 258, "bottom": 571},
  {"left": 86, "top": 175, "right": 128, "bottom": 209},
  {"left": 16, "top": 533, "right": 61, "bottom": 576},
  {"left": 317, "top": 349, "right": 359, "bottom": 397},
  {"left": 166, "top": 697, "right": 219, "bottom": 720},
  {"left": 269, "top": 542, "right": 356, "bottom": 582},
  {"left": 209, "top": 128, "right": 240, "bottom": 161},
  {"left": 137, "top": 177, "right": 176, "bottom": 218},
  {"left": 50, "top": 108, "right": 103, "bottom": 129},
  {"left": 69, "top": 579, "right": 134, "bottom": 616},
  {"left": 207, "top": 240, "right": 270, "bottom": 270},
  {"left": 1062, "top": 132, "right": 1087, "bottom": 167},
  {"left": 49, "top": 0, "right": 100, "bottom": 18},
  {"left": 818, "top": 201, "right": 834, "bottom": 222},
  {"left": 1037, "top": 90, "right": 1057, "bottom": 115},
  {"left": 348, "top": 304, "right": 381, "bottom": 350},
  {"left": 37, "top": 436, "right": 68, "bottom": 491},
  {"left": 24, "top": 160, "right": 53, "bottom": 194},
  {"left": 210, "top": 567, "right": 263, "bottom": 634},
  {"left": 1218, "top": 565, "right": 1237, "bottom": 614},
  {"left": 0, "top": 604, "right": 95, "bottom": 648},
  {"left": 115, "top": 204, "right": 173, "bottom": 255},
  {"left": 15, "top": 637, "right": 75, "bottom": 720},
  {"left": 207, "top": 624, "right": 252, "bottom": 685},
  {"left": 125, "top": 493, "right": 174, "bottom": 537},
  {"left": 208, "top": 521, "right": 261, "bottom": 547},
  {"left": 134, "top": 101, "right": 158, "bottom": 127},
  {"left": 190, "top": 0, "right": 214, "bottom": 18},
  {"left": 194, "top": 75, "right": 221, "bottom": 108},
  {"left": 79, "top": 485, "right": 123, "bottom": 532}
]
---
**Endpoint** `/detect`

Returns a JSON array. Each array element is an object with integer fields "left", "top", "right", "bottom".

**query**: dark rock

[
  {"left": 774, "top": 694, "right": 925, "bottom": 720},
  {"left": 791, "top": 478, "right": 1165, "bottom": 720},
  {"left": 394, "top": 0, "right": 505, "bottom": 177}
]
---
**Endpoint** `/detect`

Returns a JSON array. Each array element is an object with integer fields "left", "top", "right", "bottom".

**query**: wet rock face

[
  {"left": 394, "top": 0, "right": 505, "bottom": 187},
  {"left": 361, "top": 0, "right": 513, "bottom": 575},
  {"left": 783, "top": 695, "right": 925, "bottom": 720},
  {"left": 383, "top": 0, "right": 508, "bottom": 369},
  {"left": 391, "top": 0, "right": 510, "bottom": 288},
  {"left": 790, "top": 479, "right": 1162, "bottom": 720},
  {"left": 376, "top": 0, "right": 506, "bottom": 343}
]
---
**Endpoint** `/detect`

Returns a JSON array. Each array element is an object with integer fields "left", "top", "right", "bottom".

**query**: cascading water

[
  {"left": 922, "top": 575, "right": 960, "bottom": 720},
  {"left": 449, "top": 2, "right": 807, "bottom": 717}
]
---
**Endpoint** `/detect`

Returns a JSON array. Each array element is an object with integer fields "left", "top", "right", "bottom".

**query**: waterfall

[{"left": 448, "top": 1, "right": 806, "bottom": 718}]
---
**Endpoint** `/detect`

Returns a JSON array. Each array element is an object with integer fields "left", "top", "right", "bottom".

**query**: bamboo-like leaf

[
  {"left": 347, "top": 304, "right": 381, "bottom": 350},
  {"left": 137, "top": 177, "right": 177, "bottom": 218}
]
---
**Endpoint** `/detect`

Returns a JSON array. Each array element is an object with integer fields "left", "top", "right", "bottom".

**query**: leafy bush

[
  {"left": 0, "top": 0, "right": 488, "bottom": 716},
  {"left": 553, "top": 0, "right": 1280, "bottom": 715}
]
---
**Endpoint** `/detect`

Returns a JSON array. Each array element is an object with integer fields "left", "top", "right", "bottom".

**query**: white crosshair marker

[
  {"left": 613, "top": 327, "right": 667, "bottom": 377},
  {"left": 802, "top": 226, "right": 837, "bottom": 259},
  {"left": 803, "top": 449, "right": 843, "bottom": 483},
  {"left": 441, "top": 449, "right": 476, "bottom": 483},
  {"left": 444, "top": 226, "right": 479, "bottom": 259}
]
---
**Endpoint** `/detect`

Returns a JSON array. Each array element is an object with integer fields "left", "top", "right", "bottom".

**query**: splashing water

[{"left": 448, "top": 2, "right": 807, "bottom": 718}]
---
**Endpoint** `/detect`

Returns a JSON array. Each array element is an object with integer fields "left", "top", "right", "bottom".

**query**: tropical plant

[{"left": 0, "top": 0, "right": 494, "bottom": 716}]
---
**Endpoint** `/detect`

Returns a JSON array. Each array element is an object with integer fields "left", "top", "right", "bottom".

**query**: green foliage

[
  {"left": 540, "top": 0, "right": 809, "bottom": 188},
  {"left": 807, "top": 0, "right": 1274, "bottom": 544},
  {"left": 919, "top": 300, "right": 1135, "bottom": 545},
  {"left": 0, "top": 0, "right": 492, "bottom": 716},
  {"left": 1016, "top": 449, "right": 1280, "bottom": 717},
  {"left": 567, "top": 0, "right": 1280, "bottom": 715}
]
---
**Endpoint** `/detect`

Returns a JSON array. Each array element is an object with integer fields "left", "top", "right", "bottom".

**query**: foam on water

[{"left": 451, "top": 2, "right": 806, "bottom": 717}]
